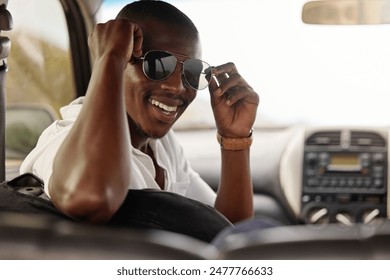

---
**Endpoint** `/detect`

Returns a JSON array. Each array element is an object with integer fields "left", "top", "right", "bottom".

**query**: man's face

[{"left": 124, "top": 20, "right": 202, "bottom": 140}]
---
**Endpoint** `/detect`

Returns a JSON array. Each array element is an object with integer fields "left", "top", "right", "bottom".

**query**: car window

[
  {"left": 101, "top": 0, "right": 390, "bottom": 128},
  {"left": 3, "top": 0, "right": 76, "bottom": 171},
  {"left": 4, "top": 0, "right": 75, "bottom": 114}
]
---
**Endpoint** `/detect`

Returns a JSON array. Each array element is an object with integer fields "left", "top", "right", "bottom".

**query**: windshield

[{"left": 101, "top": 0, "right": 390, "bottom": 128}]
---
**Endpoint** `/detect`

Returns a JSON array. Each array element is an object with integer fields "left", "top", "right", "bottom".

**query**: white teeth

[{"left": 150, "top": 99, "right": 178, "bottom": 113}]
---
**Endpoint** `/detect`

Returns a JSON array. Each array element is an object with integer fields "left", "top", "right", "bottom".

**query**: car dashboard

[{"left": 175, "top": 125, "right": 389, "bottom": 227}]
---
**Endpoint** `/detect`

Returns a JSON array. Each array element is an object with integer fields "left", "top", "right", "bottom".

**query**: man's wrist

[{"left": 217, "top": 129, "right": 253, "bottom": 151}]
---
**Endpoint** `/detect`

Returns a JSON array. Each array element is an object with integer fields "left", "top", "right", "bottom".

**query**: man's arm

[
  {"left": 215, "top": 148, "right": 254, "bottom": 223},
  {"left": 209, "top": 63, "right": 259, "bottom": 223},
  {"left": 49, "top": 20, "right": 143, "bottom": 222}
]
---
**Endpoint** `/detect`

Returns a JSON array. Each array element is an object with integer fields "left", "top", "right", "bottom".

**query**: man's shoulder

[{"left": 59, "top": 97, "right": 85, "bottom": 120}]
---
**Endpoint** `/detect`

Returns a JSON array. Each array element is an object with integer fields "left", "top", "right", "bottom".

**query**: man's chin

[
  {"left": 138, "top": 123, "right": 173, "bottom": 139},
  {"left": 147, "top": 127, "right": 173, "bottom": 139},
  {"left": 128, "top": 116, "right": 174, "bottom": 139}
]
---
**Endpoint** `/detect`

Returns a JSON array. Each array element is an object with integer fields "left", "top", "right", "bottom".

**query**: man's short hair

[{"left": 116, "top": 0, "right": 198, "bottom": 34}]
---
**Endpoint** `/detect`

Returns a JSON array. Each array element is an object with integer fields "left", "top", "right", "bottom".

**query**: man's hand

[
  {"left": 209, "top": 63, "right": 259, "bottom": 138},
  {"left": 88, "top": 19, "right": 143, "bottom": 66}
]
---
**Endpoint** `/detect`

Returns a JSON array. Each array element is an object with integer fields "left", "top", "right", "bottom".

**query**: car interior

[{"left": 1, "top": 0, "right": 390, "bottom": 260}]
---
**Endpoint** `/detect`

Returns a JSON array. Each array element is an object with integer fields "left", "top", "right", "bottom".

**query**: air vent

[
  {"left": 306, "top": 131, "right": 341, "bottom": 146},
  {"left": 350, "top": 131, "right": 386, "bottom": 147}
]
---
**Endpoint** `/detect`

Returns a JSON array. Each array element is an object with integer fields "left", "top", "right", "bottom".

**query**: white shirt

[{"left": 20, "top": 97, "right": 216, "bottom": 206}]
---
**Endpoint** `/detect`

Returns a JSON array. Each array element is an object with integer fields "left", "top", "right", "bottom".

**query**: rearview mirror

[{"left": 302, "top": 0, "right": 390, "bottom": 24}]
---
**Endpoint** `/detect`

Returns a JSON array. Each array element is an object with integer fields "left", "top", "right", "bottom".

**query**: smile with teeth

[{"left": 149, "top": 99, "right": 178, "bottom": 115}]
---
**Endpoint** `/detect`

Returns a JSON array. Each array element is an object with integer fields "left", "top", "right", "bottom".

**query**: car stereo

[{"left": 301, "top": 130, "right": 387, "bottom": 225}]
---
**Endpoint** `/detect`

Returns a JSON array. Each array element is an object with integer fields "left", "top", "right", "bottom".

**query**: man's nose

[{"left": 160, "top": 62, "right": 186, "bottom": 93}]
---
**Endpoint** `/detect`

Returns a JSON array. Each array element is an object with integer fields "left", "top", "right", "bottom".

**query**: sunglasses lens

[
  {"left": 142, "top": 51, "right": 212, "bottom": 90},
  {"left": 143, "top": 51, "right": 177, "bottom": 81},
  {"left": 184, "top": 59, "right": 212, "bottom": 90}
]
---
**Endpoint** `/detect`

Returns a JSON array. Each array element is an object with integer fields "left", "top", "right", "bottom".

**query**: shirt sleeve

[
  {"left": 19, "top": 120, "right": 73, "bottom": 197},
  {"left": 19, "top": 98, "right": 83, "bottom": 197}
]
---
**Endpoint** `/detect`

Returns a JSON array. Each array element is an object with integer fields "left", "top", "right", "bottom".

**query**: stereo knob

[
  {"left": 307, "top": 208, "right": 329, "bottom": 224},
  {"left": 335, "top": 212, "right": 354, "bottom": 226},
  {"left": 362, "top": 209, "right": 384, "bottom": 226}
]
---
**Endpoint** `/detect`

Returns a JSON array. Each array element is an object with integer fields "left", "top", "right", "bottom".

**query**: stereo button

[
  {"left": 302, "top": 195, "right": 311, "bottom": 203},
  {"left": 373, "top": 166, "right": 384, "bottom": 178},
  {"left": 320, "top": 179, "right": 329, "bottom": 187},
  {"left": 360, "top": 153, "right": 370, "bottom": 167},
  {"left": 305, "top": 152, "right": 318, "bottom": 165},
  {"left": 364, "top": 178, "right": 372, "bottom": 187},
  {"left": 330, "top": 178, "right": 338, "bottom": 187},
  {"left": 356, "top": 178, "right": 363, "bottom": 187},
  {"left": 307, "top": 178, "right": 318, "bottom": 187},
  {"left": 319, "top": 153, "right": 329, "bottom": 167},
  {"left": 374, "top": 179, "right": 383, "bottom": 188},
  {"left": 306, "top": 168, "right": 316, "bottom": 176},
  {"left": 373, "top": 153, "right": 384, "bottom": 165},
  {"left": 347, "top": 179, "right": 354, "bottom": 187}
]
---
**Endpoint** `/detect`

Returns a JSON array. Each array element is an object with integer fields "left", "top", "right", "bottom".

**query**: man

[{"left": 20, "top": 0, "right": 259, "bottom": 225}]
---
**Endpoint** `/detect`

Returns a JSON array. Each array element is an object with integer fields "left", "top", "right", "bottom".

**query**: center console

[{"left": 301, "top": 129, "right": 387, "bottom": 225}]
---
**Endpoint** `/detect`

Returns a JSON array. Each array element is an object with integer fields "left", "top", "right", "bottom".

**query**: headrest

[
  {"left": 0, "top": 4, "right": 12, "bottom": 31},
  {"left": 0, "top": 3, "right": 12, "bottom": 61}
]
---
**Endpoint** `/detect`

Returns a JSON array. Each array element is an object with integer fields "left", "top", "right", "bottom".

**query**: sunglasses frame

[{"left": 133, "top": 50, "right": 213, "bottom": 91}]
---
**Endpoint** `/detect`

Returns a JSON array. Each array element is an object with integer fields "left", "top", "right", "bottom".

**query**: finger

[
  {"left": 214, "top": 72, "right": 230, "bottom": 86},
  {"left": 215, "top": 72, "right": 245, "bottom": 100},
  {"left": 219, "top": 72, "right": 241, "bottom": 91},
  {"left": 210, "top": 63, "right": 238, "bottom": 96},
  {"left": 208, "top": 67, "right": 221, "bottom": 95},
  {"left": 213, "top": 63, "right": 238, "bottom": 80},
  {"left": 217, "top": 74, "right": 259, "bottom": 106},
  {"left": 225, "top": 85, "right": 258, "bottom": 106},
  {"left": 132, "top": 23, "right": 143, "bottom": 58},
  {"left": 209, "top": 71, "right": 233, "bottom": 97}
]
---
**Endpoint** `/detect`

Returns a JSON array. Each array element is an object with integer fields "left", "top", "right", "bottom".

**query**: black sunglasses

[{"left": 134, "top": 50, "right": 213, "bottom": 90}]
